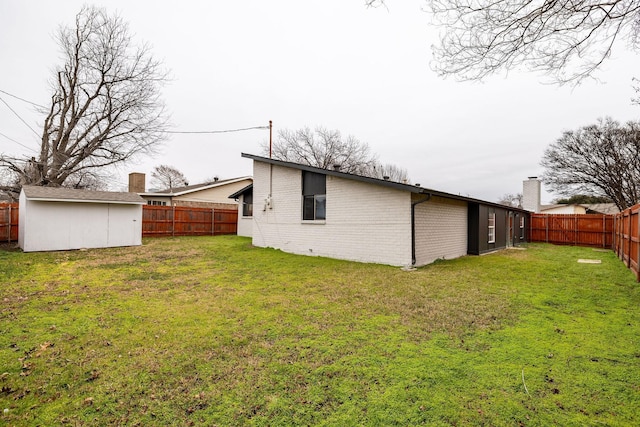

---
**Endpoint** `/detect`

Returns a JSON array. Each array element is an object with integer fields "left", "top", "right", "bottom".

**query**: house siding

[
  {"left": 468, "top": 204, "right": 528, "bottom": 255},
  {"left": 236, "top": 193, "right": 253, "bottom": 237},
  {"left": 413, "top": 195, "right": 468, "bottom": 266},
  {"left": 174, "top": 179, "right": 250, "bottom": 206},
  {"left": 252, "top": 162, "right": 412, "bottom": 266},
  {"left": 19, "top": 195, "right": 142, "bottom": 252}
]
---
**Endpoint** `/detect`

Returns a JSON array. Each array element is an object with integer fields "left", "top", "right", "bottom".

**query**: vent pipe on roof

[
  {"left": 333, "top": 164, "right": 341, "bottom": 171},
  {"left": 383, "top": 176, "right": 390, "bottom": 181}
]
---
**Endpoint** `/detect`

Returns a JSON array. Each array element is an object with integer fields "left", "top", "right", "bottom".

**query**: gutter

[{"left": 411, "top": 193, "right": 432, "bottom": 266}]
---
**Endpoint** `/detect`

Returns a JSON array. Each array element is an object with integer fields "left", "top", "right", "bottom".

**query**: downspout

[{"left": 411, "top": 193, "right": 431, "bottom": 266}]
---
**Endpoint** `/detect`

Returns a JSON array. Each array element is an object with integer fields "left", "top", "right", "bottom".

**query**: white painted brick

[
  {"left": 252, "top": 162, "right": 412, "bottom": 266},
  {"left": 413, "top": 195, "right": 468, "bottom": 266}
]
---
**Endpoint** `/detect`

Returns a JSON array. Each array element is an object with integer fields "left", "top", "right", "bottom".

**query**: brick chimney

[
  {"left": 128, "top": 172, "right": 146, "bottom": 193},
  {"left": 522, "top": 177, "right": 541, "bottom": 212}
]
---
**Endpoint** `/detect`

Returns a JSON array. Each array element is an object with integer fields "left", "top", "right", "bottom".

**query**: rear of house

[{"left": 244, "top": 154, "right": 529, "bottom": 267}]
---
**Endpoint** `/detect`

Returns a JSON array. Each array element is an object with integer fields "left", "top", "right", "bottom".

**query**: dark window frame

[
  {"left": 242, "top": 191, "right": 253, "bottom": 217},
  {"left": 302, "top": 171, "right": 326, "bottom": 221}
]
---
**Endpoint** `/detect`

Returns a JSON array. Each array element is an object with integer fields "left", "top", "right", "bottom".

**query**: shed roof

[
  {"left": 22, "top": 186, "right": 145, "bottom": 205},
  {"left": 241, "top": 153, "right": 529, "bottom": 213}
]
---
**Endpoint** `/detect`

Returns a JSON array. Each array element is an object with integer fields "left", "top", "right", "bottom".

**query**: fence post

[
  {"left": 211, "top": 208, "right": 215, "bottom": 236},
  {"left": 172, "top": 205, "right": 175, "bottom": 237},
  {"left": 545, "top": 215, "right": 549, "bottom": 243},
  {"left": 7, "top": 204, "right": 11, "bottom": 243}
]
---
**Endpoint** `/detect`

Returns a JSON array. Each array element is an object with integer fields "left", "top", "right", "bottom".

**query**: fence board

[
  {"left": 0, "top": 203, "right": 19, "bottom": 242},
  {"left": 613, "top": 205, "right": 640, "bottom": 281},
  {"left": 529, "top": 214, "right": 613, "bottom": 248},
  {"left": 142, "top": 206, "right": 237, "bottom": 237},
  {"left": 0, "top": 204, "right": 238, "bottom": 241}
]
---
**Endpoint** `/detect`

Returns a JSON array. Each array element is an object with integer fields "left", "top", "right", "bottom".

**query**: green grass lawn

[{"left": 1, "top": 237, "right": 639, "bottom": 426}]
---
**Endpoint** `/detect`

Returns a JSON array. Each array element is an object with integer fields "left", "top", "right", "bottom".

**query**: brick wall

[
  {"left": 413, "top": 195, "right": 468, "bottom": 266},
  {"left": 252, "top": 162, "right": 413, "bottom": 266}
]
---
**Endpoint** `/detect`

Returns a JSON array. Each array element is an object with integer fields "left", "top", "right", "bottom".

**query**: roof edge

[{"left": 241, "top": 153, "right": 530, "bottom": 212}]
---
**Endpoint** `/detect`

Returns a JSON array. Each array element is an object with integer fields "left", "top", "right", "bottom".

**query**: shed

[{"left": 19, "top": 186, "right": 144, "bottom": 252}]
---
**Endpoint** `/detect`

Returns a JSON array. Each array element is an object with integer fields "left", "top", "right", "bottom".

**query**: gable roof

[
  {"left": 22, "top": 185, "right": 144, "bottom": 205},
  {"left": 228, "top": 184, "right": 253, "bottom": 199},
  {"left": 142, "top": 176, "right": 252, "bottom": 197},
  {"left": 541, "top": 203, "right": 620, "bottom": 215},
  {"left": 241, "top": 153, "right": 529, "bottom": 213}
]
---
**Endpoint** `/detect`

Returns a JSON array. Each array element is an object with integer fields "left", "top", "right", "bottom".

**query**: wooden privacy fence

[
  {"left": 613, "top": 204, "right": 640, "bottom": 281},
  {"left": 0, "top": 204, "right": 238, "bottom": 241},
  {"left": 0, "top": 203, "right": 19, "bottom": 242},
  {"left": 142, "top": 205, "right": 237, "bottom": 237},
  {"left": 529, "top": 213, "right": 614, "bottom": 248}
]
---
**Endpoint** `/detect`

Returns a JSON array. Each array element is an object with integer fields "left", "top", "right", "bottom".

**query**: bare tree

[
  {"left": 368, "top": 0, "right": 640, "bottom": 84},
  {"left": 366, "top": 162, "right": 410, "bottom": 183},
  {"left": 541, "top": 117, "right": 640, "bottom": 210},
  {"left": 0, "top": 5, "right": 168, "bottom": 198},
  {"left": 264, "top": 126, "right": 378, "bottom": 175},
  {"left": 498, "top": 193, "right": 523, "bottom": 208},
  {"left": 151, "top": 165, "right": 188, "bottom": 190}
]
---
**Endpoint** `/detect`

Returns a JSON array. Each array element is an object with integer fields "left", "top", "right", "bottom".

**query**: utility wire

[
  {"left": 165, "top": 125, "right": 269, "bottom": 134},
  {"left": 0, "top": 89, "right": 46, "bottom": 109},
  {"left": 0, "top": 95, "right": 41, "bottom": 138},
  {"left": 0, "top": 131, "right": 37, "bottom": 153}
]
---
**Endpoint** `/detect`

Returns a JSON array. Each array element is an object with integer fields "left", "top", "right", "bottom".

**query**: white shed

[{"left": 19, "top": 186, "right": 144, "bottom": 252}]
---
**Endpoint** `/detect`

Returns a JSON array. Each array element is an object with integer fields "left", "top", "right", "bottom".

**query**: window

[
  {"left": 520, "top": 216, "right": 525, "bottom": 239},
  {"left": 302, "top": 171, "right": 326, "bottom": 220},
  {"left": 242, "top": 191, "right": 253, "bottom": 217},
  {"left": 147, "top": 200, "right": 166, "bottom": 206},
  {"left": 488, "top": 212, "right": 496, "bottom": 243}
]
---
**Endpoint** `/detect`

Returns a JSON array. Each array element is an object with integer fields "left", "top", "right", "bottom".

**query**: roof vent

[
  {"left": 415, "top": 183, "right": 421, "bottom": 187},
  {"left": 214, "top": 176, "right": 219, "bottom": 182},
  {"left": 383, "top": 175, "right": 390, "bottom": 181},
  {"left": 333, "top": 164, "right": 341, "bottom": 171}
]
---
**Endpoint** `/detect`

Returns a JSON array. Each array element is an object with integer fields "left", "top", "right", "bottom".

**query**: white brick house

[{"left": 242, "top": 153, "right": 528, "bottom": 267}]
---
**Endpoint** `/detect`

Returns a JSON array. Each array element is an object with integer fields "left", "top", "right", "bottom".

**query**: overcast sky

[{"left": 1, "top": 0, "right": 638, "bottom": 203}]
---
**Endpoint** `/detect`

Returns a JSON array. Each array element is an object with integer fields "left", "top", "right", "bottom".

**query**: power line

[
  {"left": 0, "top": 131, "right": 38, "bottom": 153},
  {"left": 0, "top": 95, "right": 41, "bottom": 138},
  {"left": 0, "top": 89, "right": 46, "bottom": 109},
  {"left": 165, "top": 125, "right": 269, "bottom": 134}
]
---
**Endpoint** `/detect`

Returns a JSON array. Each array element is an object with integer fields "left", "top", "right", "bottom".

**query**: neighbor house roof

[
  {"left": 583, "top": 203, "right": 619, "bottom": 215},
  {"left": 541, "top": 203, "right": 620, "bottom": 215},
  {"left": 241, "top": 153, "right": 529, "bottom": 213},
  {"left": 141, "top": 176, "right": 252, "bottom": 197},
  {"left": 228, "top": 184, "right": 253, "bottom": 199},
  {"left": 21, "top": 186, "right": 145, "bottom": 205}
]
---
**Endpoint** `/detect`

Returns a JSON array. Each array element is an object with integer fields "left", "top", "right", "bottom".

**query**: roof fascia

[{"left": 241, "top": 153, "right": 530, "bottom": 213}]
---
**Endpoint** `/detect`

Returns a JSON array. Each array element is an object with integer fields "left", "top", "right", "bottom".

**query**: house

[
  {"left": 521, "top": 177, "right": 620, "bottom": 215},
  {"left": 19, "top": 186, "right": 144, "bottom": 252},
  {"left": 228, "top": 183, "right": 253, "bottom": 237},
  {"left": 540, "top": 204, "right": 588, "bottom": 214},
  {"left": 241, "top": 153, "right": 529, "bottom": 267},
  {"left": 129, "top": 172, "right": 252, "bottom": 209},
  {"left": 539, "top": 203, "right": 620, "bottom": 215}
]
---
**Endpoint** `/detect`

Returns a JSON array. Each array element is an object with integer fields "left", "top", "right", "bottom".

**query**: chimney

[
  {"left": 128, "top": 172, "right": 146, "bottom": 193},
  {"left": 522, "top": 177, "right": 541, "bottom": 212}
]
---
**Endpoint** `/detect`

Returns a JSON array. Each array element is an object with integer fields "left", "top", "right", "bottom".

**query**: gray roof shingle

[{"left": 22, "top": 186, "right": 145, "bottom": 204}]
